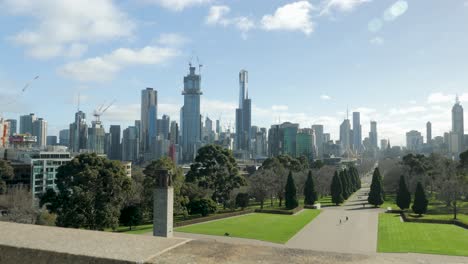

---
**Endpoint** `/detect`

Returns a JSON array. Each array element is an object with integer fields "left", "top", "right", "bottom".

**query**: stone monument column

[{"left": 153, "top": 169, "right": 173, "bottom": 238}]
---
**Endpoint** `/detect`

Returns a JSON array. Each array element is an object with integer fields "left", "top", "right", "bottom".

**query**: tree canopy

[
  {"left": 368, "top": 168, "right": 384, "bottom": 207},
  {"left": 285, "top": 171, "right": 299, "bottom": 209},
  {"left": 303, "top": 170, "right": 318, "bottom": 205},
  {"left": 396, "top": 175, "right": 411, "bottom": 210},
  {"left": 412, "top": 182, "right": 428, "bottom": 216},
  {"left": 40, "top": 153, "right": 131, "bottom": 230},
  {"left": 0, "top": 160, "right": 14, "bottom": 194},
  {"left": 331, "top": 171, "right": 344, "bottom": 205}
]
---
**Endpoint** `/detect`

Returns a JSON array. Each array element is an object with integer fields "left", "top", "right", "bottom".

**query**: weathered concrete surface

[
  {"left": 174, "top": 232, "right": 285, "bottom": 248},
  {"left": 286, "top": 186, "right": 382, "bottom": 254},
  {"left": 150, "top": 240, "right": 468, "bottom": 264},
  {"left": 0, "top": 221, "right": 188, "bottom": 264}
]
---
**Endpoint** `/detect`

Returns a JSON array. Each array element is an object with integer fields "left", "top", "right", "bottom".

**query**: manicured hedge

[
  {"left": 254, "top": 206, "right": 303, "bottom": 215},
  {"left": 174, "top": 209, "right": 254, "bottom": 227},
  {"left": 400, "top": 212, "right": 468, "bottom": 229}
]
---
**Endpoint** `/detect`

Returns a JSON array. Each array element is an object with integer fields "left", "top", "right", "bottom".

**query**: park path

[{"left": 285, "top": 170, "right": 383, "bottom": 254}]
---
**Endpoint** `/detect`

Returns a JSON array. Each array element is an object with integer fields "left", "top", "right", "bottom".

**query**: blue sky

[{"left": 1, "top": 0, "right": 468, "bottom": 146}]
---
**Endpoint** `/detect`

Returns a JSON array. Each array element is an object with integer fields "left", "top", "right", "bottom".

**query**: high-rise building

[
  {"left": 216, "top": 119, "right": 221, "bottom": 134},
  {"left": 109, "top": 125, "right": 121, "bottom": 160},
  {"left": 181, "top": 64, "right": 202, "bottom": 162},
  {"left": 157, "top": 114, "right": 170, "bottom": 140},
  {"left": 203, "top": 116, "right": 214, "bottom": 144},
  {"left": 452, "top": 96, "right": 464, "bottom": 153},
  {"left": 122, "top": 126, "right": 139, "bottom": 162},
  {"left": 59, "top": 129, "right": 70, "bottom": 147},
  {"left": 20, "top": 113, "right": 36, "bottom": 134},
  {"left": 141, "top": 88, "right": 158, "bottom": 158},
  {"left": 339, "top": 119, "right": 352, "bottom": 152},
  {"left": 87, "top": 121, "right": 105, "bottom": 154},
  {"left": 281, "top": 122, "right": 299, "bottom": 157},
  {"left": 268, "top": 124, "right": 282, "bottom": 157},
  {"left": 169, "top": 121, "right": 179, "bottom": 145},
  {"left": 32, "top": 118, "right": 47, "bottom": 147},
  {"left": 69, "top": 111, "right": 88, "bottom": 152},
  {"left": 352, "top": 112, "right": 362, "bottom": 151},
  {"left": 426, "top": 121, "right": 432, "bottom": 144},
  {"left": 406, "top": 130, "right": 423, "bottom": 151},
  {"left": 46, "top": 136, "right": 57, "bottom": 146},
  {"left": 296, "top": 129, "right": 313, "bottom": 159},
  {"left": 312, "top": 124, "right": 324, "bottom": 158},
  {"left": 235, "top": 70, "right": 252, "bottom": 154},
  {"left": 253, "top": 127, "right": 267, "bottom": 158},
  {"left": 380, "top": 139, "right": 389, "bottom": 150},
  {"left": 6, "top": 119, "right": 17, "bottom": 136},
  {"left": 369, "top": 121, "right": 378, "bottom": 149}
]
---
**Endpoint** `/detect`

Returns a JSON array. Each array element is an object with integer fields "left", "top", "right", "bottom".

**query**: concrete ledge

[{"left": 0, "top": 221, "right": 188, "bottom": 264}]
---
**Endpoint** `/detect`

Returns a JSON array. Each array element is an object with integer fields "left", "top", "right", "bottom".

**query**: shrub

[
  {"left": 188, "top": 198, "right": 217, "bottom": 217},
  {"left": 235, "top": 193, "right": 250, "bottom": 210}
]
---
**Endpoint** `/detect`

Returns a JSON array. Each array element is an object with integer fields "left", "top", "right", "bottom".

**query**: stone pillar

[{"left": 153, "top": 169, "right": 173, "bottom": 238}]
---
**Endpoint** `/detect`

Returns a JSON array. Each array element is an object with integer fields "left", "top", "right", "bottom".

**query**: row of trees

[
  {"left": 396, "top": 175, "right": 430, "bottom": 216},
  {"left": 331, "top": 167, "right": 361, "bottom": 205}
]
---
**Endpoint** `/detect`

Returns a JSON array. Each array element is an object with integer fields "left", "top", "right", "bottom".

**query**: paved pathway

[{"left": 286, "top": 170, "right": 383, "bottom": 254}]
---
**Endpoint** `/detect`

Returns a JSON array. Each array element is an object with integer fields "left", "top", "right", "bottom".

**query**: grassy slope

[
  {"left": 175, "top": 210, "right": 321, "bottom": 244},
  {"left": 378, "top": 213, "right": 468, "bottom": 256}
]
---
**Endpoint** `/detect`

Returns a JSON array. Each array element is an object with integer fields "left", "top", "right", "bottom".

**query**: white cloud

[
  {"left": 205, "top": 5, "right": 255, "bottom": 38},
  {"left": 59, "top": 46, "right": 180, "bottom": 82},
  {"left": 156, "top": 33, "right": 189, "bottom": 46},
  {"left": 271, "top": 105, "right": 289, "bottom": 111},
  {"left": 383, "top": 0, "right": 408, "bottom": 21},
  {"left": 368, "top": 18, "right": 383, "bottom": 32},
  {"left": 320, "top": 0, "right": 371, "bottom": 15},
  {"left": 261, "top": 1, "right": 315, "bottom": 35},
  {"left": 3, "top": 0, "right": 135, "bottom": 59},
  {"left": 320, "top": 94, "right": 332, "bottom": 100},
  {"left": 370, "top": 36, "right": 384, "bottom": 45},
  {"left": 427, "top": 92, "right": 454, "bottom": 104},
  {"left": 144, "top": 0, "right": 212, "bottom": 11}
]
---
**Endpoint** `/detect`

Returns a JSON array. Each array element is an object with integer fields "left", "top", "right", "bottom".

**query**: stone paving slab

[{"left": 0, "top": 221, "right": 188, "bottom": 263}]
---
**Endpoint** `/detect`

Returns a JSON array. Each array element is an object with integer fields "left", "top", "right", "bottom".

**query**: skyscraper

[
  {"left": 281, "top": 122, "right": 299, "bottom": 157},
  {"left": 87, "top": 121, "right": 105, "bottom": 154},
  {"left": 122, "top": 126, "right": 138, "bottom": 162},
  {"left": 235, "top": 70, "right": 252, "bottom": 155},
  {"left": 426, "top": 121, "right": 432, "bottom": 144},
  {"left": 59, "top": 129, "right": 69, "bottom": 146},
  {"left": 352, "top": 112, "right": 362, "bottom": 151},
  {"left": 157, "top": 114, "right": 170, "bottom": 140},
  {"left": 6, "top": 119, "right": 17, "bottom": 136},
  {"left": 312, "top": 124, "right": 324, "bottom": 158},
  {"left": 406, "top": 130, "right": 423, "bottom": 151},
  {"left": 69, "top": 111, "right": 88, "bottom": 152},
  {"left": 20, "top": 113, "right": 35, "bottom": 134},
  {"left": 46, "top": 136, "right": 57, "bottom": 146},
  {"left": 141, "top": 88, "right": 158, "bottom": 159},
  {"left": 268, "top": 124, "right": 282, "bottom": 157},
  {"left": 369, "top": 121, "right": 378, "bottom": 149},
  {"left": 339, "top": 119, "right": 352, "bottom": 152},
  {"left": 32, "top": 118, "right": 47, "bottom": 147},
  {"left": 181, "top": 64, "right": 202, "bottom": 162},
  {"left": 452, "top": 96, "right": 464, "bottom": 153},
  {"left": 109, "top": 125, "right": 121, "bottom": 160}
]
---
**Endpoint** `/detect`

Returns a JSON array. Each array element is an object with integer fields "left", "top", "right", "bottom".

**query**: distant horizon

[{"left": 1, "top": 0, "right": 468, "bottom": 146}]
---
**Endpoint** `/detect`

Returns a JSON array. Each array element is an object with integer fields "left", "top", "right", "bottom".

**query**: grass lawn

[
  {"left": 175, "top": 209, "right": 320, "bottom": 243},
  {"left": 378, "top": 213, "right": 468, "bottom": 256}
]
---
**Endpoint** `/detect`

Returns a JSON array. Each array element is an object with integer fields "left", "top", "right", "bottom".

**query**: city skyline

[{"left": 1, "top": 0, "right": 468, "bottom": 145}]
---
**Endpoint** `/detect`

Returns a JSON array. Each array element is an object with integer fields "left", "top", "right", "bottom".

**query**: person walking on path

[{"left": 346, "top": 216, "right": 349, "bottom": 221}]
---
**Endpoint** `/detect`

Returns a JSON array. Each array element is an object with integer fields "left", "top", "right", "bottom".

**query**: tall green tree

[
  {"left": 186, "top": 145, "right": 246, "bottom": 208},
  {"left": 39, "top": 153, "right": 131, "bottom": 230},
  {"left": 412, "top": 182, "right": 428, "bottom": 216},
  {"left": 285, "top": 171, "right": 299, "bottom": 209},
  {"left": 119, "top": 204, "right": 143, "bottom": 231},
  {"left": 339, "top": 170, "right": 350, "bottom": 199},
  {"left": 368, "top": 168, "right": 384, "bottom": 207},
  {"left": 248, "top": 169, "right": 272, "bottom": 210},
  {"left": 396, "top": 175, "right": 411, "bottom": 210},
  {"left": 143, "top": 157, "right": 188, "bottom": 220},
  {"left": 331, "top": 171, "right": 344, "bottom": 205},
  {"left": 303, "top": 170, "right": 318, "bottom": 205},
  {"left": 0, "top": 160, "right": 14, "bottom": 194}
]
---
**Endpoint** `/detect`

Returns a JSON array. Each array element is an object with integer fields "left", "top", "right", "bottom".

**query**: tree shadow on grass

[{"left": 346, "top": 206, "right": 381, "bottom": 211}]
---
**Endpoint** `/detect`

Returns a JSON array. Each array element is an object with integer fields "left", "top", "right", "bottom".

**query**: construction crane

[{"left": 93, "top": 100, "right": 115, "bottom": 122}]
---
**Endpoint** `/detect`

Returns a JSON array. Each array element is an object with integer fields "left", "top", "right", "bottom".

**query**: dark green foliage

[
  {"left": 0, "top": 160, "right": 14, "bottom": 194},
  {"left": 396, "top": 175, "right": 411, "bottom": 210},
  {"left": 412, "top": 182, "right": 428, "bottom": 216},
  {"left": 339, "top": 170, "right": 350, "bottom": 199},
  {"left": 39, "top": 153, "right": 131, "bottom": 230},
  {"left": 303, "top": 171, "right": 318, "bottom": 205},
  {"left": 119, "top": 204, "right": 143, "bottom": 230},
  {"left": 188, "top": 198, "right": 217, "bottom": 216},
  {"left": 331, "top": 171, "right": 344, "bottom": 205},
  {"left": 311, "top": 160, "right": 324, "bottom": 169},
  {"left": 368, "top": 168, "right": 384, "bottom": 207},
  {"left": 186, "top": 145, "right": 246, "bottom": 207},
  {"left": 143, "top": 157, "right": 188, "bottom": 220},
  {"left": 285, "top": 171, "right": 299, "bottom": 209},
  {"left": 235, "top": 193, "right": 250, "bottom": 209}
]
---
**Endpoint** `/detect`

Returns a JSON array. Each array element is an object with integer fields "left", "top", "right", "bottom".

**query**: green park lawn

[
  {"left": 378, "top": 213, "right": 468, "bottom": 256},
  {"left": 175, "top": 209, "right": 320, "bottom": 243}
]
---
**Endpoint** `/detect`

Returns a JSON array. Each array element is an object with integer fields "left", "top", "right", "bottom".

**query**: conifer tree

[
  {"left": 412, "top": 182, "right": 428, "bottom": 216},
  {"left": 396, "top": 175, "right": 411, "bottom": 210},
  {"left": 331, "top": 171, "right": 344, "bottom": 205},
  {"left": 304, "top": 170, "right": 318, "bottom": 205},
  {"left": 285, "top": 171, "right": 299, "bottom": 209},
  {"left": 368, "top": 168, "right": 384, "bottom": 207}
]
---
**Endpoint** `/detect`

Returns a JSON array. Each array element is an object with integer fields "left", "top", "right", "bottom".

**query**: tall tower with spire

[
  {"left": 451, "top": 95, "right": 464, "bottom": 153},
  {"left": 235, "top": 70, "right": 251, "bottom": 156}
]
